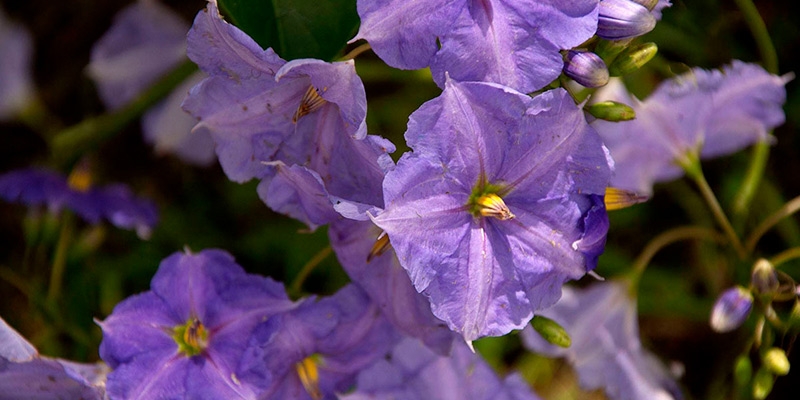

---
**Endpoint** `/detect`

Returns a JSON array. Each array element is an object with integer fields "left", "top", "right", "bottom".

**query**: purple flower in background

[
  {"left": 521, "top": 281, "right": 682, "bottom": 400},
  {"left": 354, "top": 0, "right": 598, "bottom": 93},
  {"left": 0, "top": 6, "right": 35, "bottom": 120},
  {"left": 87, "top": 0, "right": 215, "bottom": 166},
  {"left": 0, "top": 168, "right": 158, "bottom": 238},
  {"left": 0, "top": 316, "right": 108, "bottom": 399},
  {"left": 98, "top": 249, "right": 297, "bottom": 400},
  {"left": 709, "top": 286, "right": 753, "bottom": 333},
  {"left": 371, "top": 79, "right": 611, "bottom": 342},
  {"left": 591, "top": 62, "right": 790, "bottom": 195},
  {"left": 183, "top": 1, "right": 393, "bottom": 230},
  {"left": 238, "top": 284, "right": 399, "bottom": 400},
  {"left": 341, "top": 337, "right": 541, "bottom": 400}
]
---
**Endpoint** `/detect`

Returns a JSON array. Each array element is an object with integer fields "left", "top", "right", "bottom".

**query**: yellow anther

[
  {"left": 477, "top": 193, "right": 515, "bottom": 220},
  {"left": 367, "top": 234, "right": 391, "bottom": 263},
  {"left": 184, "top": 318, "right": 207, "bottom": 349},
  {"left": 296, "top": 356, "right": 322, "bottom": 400},
  {"left": 67, "top": 162, "right": 92, "bottom": 192},
  {"left": 604, "top": 187, "right": 649, "bottom": 211},
  {"left": 293, "top": 85, "right": 327, "bottom": 123}
]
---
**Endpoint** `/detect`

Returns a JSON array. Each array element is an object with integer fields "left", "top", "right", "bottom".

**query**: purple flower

[
  {"left": 371, "top": 79, "right": 611, "bottom": 342},
  {"left": 709, "top": 286, "right": 753, "bottom": 333},
  {"left": 354, "top": 0, "right": 599, "bottom": 93},
  {"left": 597, "top": 0, "right": 657, "bottom": 40},
  {"left": 98, "top": 249, "right": 298, "bottom": 399},
  {"left": 0, "top": 6, "right": 35, "bottom": 120},
  {"left": 341, "top": 337, "right": 541, "bottom": 400},
  {"left": 521, "top": 281, "right": 682, "bottom": 400},
  {"left": 183, "top": 2, "right": 392, "bottom": 230},
  {"left": 591, "top": 62, "right": 790, "bottom": 195},
  {"left": 237, "top": 284, "right": 399, "bottom": 399},
  {"left": 0, "top": 316, "right": 108, "bottom": 399},
  {"left": 87, "top": 0, "right": 215, "bottom": 166},
  {"left": 0, "top": 168, "right": 158, "bottom": 238}
]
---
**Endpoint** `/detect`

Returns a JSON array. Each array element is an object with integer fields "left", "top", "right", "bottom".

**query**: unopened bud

[
  {"left": 563, "top": 51, "right": 610, "bottom": 88},
  {"left": 734, "top": 355, "right": 752, "bottom": 389},
  {"left": 586, "top": 101, "right": 636, "bottom": 122},
  {"left": 597, "top": 0, "right": 657, "bottom": 40},
  {"left": 752, "top": 367, "right": 774, "bottom": 400},
  {"left": 531, "top": 315, "right": 571, "bottom": 348},
  {"left": 751, "top": 258, "right": 779, "bottom": 297},
  {"left": 710, "top": 286, "right": 753, "bottom": 333},
  {"left": 763, "top": 347, "right": 790, "bottom": 376},
  {"left": 608, "top": 42, "right": 658, "bottom": 76}
]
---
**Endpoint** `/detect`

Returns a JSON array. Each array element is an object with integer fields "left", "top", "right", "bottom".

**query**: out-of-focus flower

[
  {"left": 563, "top": 50, "right": 610, "bottom": 88},
  {"left": 0, "top": 6, "right": 35, "bottom": 120},
  {"left": 98, "top": 249, "right": 298, "bottom": 399},
  {"left": 354, "top": 0, "right": 598, "bottom": 93},
  {"left": 0, "top": 168, "right": 158, "bottom": 239},
  {"left": 0, "top": 316, "right": 108, "bottom": 399},
  {"left": 709, "top": 286, "right": 753, "bottom": 333},
  {"left": 183, "top": 1, "right": 393, "bottom": 230},
  {"left": 521, "top": 281, "right": 682, "bottom": 400},
  {"left": 87, "top": 0, "right": 215, "bottom": 166},
  {"left": 371, "top": 78, "right": 611, "bottom": 342},
  {"left": 597, "top": 0, "right": 657, "bottom": 40},
  {"left": 341, "top": 337, "right": 541, "bottom": 400},
  {"left": 591, "top": 62, "right": 790, "bottom": 195},
  {"left": 238, "top": 284, "right": 399, "bottom": 400}
]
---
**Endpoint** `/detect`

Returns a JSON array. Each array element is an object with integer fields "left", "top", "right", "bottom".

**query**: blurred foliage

[{"left": 0, "top": 0, "right": 798, "bottom": 399}]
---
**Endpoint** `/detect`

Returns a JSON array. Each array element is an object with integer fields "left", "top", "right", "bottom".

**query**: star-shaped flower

[{"left": 371, "top": 79, "right": 611, "bottom": 342}]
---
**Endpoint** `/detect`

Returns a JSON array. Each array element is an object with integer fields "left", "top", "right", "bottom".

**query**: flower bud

[
  {"left": 763, "top": 347, "right": 790, "bottom": 376},
  {"left": 586, "top": 101, "right": 636, "bottom": 121},
  {"left": 608, "top": 42, "right": 658, "bottom": 76},
  {"left": 710, "top": 286, "right": 753, "bottom": 333},
  {"left": 531, "top": 315, "right": 571, "bottom": 348},
  {"left": 752, "top": 367, "right": 774, "bottom": 400},
  {"left": 563, "top": 50, "right": 610, "bottom": 88},
  {"left": 751, "top": 258, "right": 779, "bottom": 297},
  {"left": 630, "top": 0, "right": 658, "bottom": 11},
  {"left": 734, "top": 355, "right": 752, "bottom": 389},
  {"left": 597, "top": 0, "right": 657, "bottom": 40}
]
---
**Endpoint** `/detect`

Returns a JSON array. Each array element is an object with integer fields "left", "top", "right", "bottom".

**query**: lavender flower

[
  {"left": 0, "top": 6, "right": 35, "bottom": 120},
  {"left": 354, "top": 0, "right": 599, "bottom": 93},
  {"left": 237, "top": 284, "right": 399, "bottom": 399},
  {"left": 591, "top": 62, "right": 790, "bottom": 195},
  {"left": 0, "top": 168, "right": 158, "bottom": 238},
  {"left": 521, "top": 281, "right": 682, "bottom": 400},
  {"left": 183, "top": 1, "right": 392, "bottom": 230},
  {"left": 0, "top": 316, "right": 108, "bottom": 399},
  {"left": 87, "top": 0, "right": 215, "bottom": 166},
  {"left": 709, "top": 286, "right": 753, "bottom": 333},
  {"left": 371, "top": 79, "right": 611, "bottom": 342},
  {"left": 341, "top": 337, "right": 541, "bottom": 400},
  {"left": 98, "top": 249, "right": 297, "bottom": 399},
  {"left": 563, "top": 50, "right": 610, "bottom": 88},
  {"left": 597, "top": 0, "right": 657, "bottom": 40}
]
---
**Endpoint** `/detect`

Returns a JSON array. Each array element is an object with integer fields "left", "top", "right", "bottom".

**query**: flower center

[
  {"left": 172, "top": 317, "right": 208, "bottom": 357},
  {"left": 293, "top": 85, "right": 327, "bottom": 123},
  {"left": 467, "top": 183, "right": 514, "bottom": 220},
  {"left": 296, "top": 355, "right": 323, "bottom": 400}
]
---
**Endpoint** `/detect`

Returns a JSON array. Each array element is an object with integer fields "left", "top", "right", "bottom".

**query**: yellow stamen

[
  {"left": 367, "top": 234, "right": 391, "bottom": 263},
  {"left": 477, "top": 193, "right": 515, "bottom": 220},
  {"left": 184, "top": 317, "right": 207, "bottom": 350},
  {"left": 296, "top": 356, "right": 322, "bottom": 400},
  {"left": 67, "top": 162, "right": 92, "bottom": 192},
  {"left": 604, "top": 187, "right": 649, "bottom": 211},
  {"left": 293, "top": 85, "right": 327, "bottom": 123}
]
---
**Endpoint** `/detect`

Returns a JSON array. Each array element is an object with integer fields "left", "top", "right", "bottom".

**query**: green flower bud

[
  {"left": 752, "top": 367, "right": 774, "bottom": 400},
  {"left": 586, "top": 101, "right": 636, "bottom": 121},
  {"left": 531, "top": 315, "right": 571, "bottom": 348},
  {"left": 763, "top": 347, "right": 790, "bottom": 376},
  {"left": 734, "top": 355, "right": 752, "bottom": 389},
  {"left": 608, "top": 42, "right": 658, "bottom": 77}
]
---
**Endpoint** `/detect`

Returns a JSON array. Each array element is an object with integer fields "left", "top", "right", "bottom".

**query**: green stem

[
  {"left": 686, "top": 163, "right": 747, "bottom": 259},
  {"left": 769, "top": 247, "right": 800, "bottom": 268},
  {"left": 51, "top": 59, "right": 198, "bottom": 168},
  {"left": 732, "top": 0, "right": 779, "bottom": 74},
  {"left": 629, "top": 226, "right": 724, "bottom": 281},
  {"left": 745, "top": 194, "right": 800, "bottom": 253},
  {"left": 340, "top": 43, "right": 372, "bottom": 61},
  {"left": 47, "top": 212, "right": 73, "bottom": 303},
  {"left": 288, "top": 246, "right": 332, "bottom": 297}
]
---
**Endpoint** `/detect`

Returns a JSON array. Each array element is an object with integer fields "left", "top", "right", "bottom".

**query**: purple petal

[{"left": 0, "top": 7, "right": 35, "bottom": 120}]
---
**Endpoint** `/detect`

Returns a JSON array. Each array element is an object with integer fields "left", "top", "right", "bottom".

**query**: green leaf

[{"left": 218, "top": 0, "right": 359, "bottom": 61}]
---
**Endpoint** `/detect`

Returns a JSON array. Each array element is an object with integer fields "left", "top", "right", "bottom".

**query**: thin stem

[
  {"left": 630, "top": 226, "right": 724, "bottom": 278},
  {"left": 47, "top": 212, "right": 73, "bottom": 303},
  {"left": 51, "top": 59, "right": 198, "bottom": 168},
  {"left": 769, "top": 247, "right": 800, "bottom": 268},
  {"left": 687, "top": 166, "right": 747, "bottom": 259},
  {"left": 745, "top": 194, "right": 800, "bottom": 253},
  {"left": 0, "top": 265, "right": 33, "bottom": 299},
  {"left": 340, "top": 42, "right": 372, "bottom": 61},
  {"left": 288, "top": 246, "right": 332, "bottom": 296},
  {"left": 732, "top": 0, "right": 779, "bottom": 74}
]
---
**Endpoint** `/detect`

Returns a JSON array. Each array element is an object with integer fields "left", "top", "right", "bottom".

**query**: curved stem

[
  {"left": 687, "top": 166, "right": 747, "bottom": 259},
  {"left": 732, "top": 0, "right": 779, "bottom": 74},
  {"left": 340, "top": 42, "right": 372, "bottom": 61},
  {"left": 288, "top": 246, "right": 332, "bottom": 297},
  {"left": 745, "top": 194, "right": 800, "bottom": 253},
  {"left": 630, "top": 226, "right": 725, "bottom": 278},
  {"left": 47, "top": 212, "right": 73, "bottom": 303},
  {"left": 769, "top": 247, "right": 800, "bottom": 268}
]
